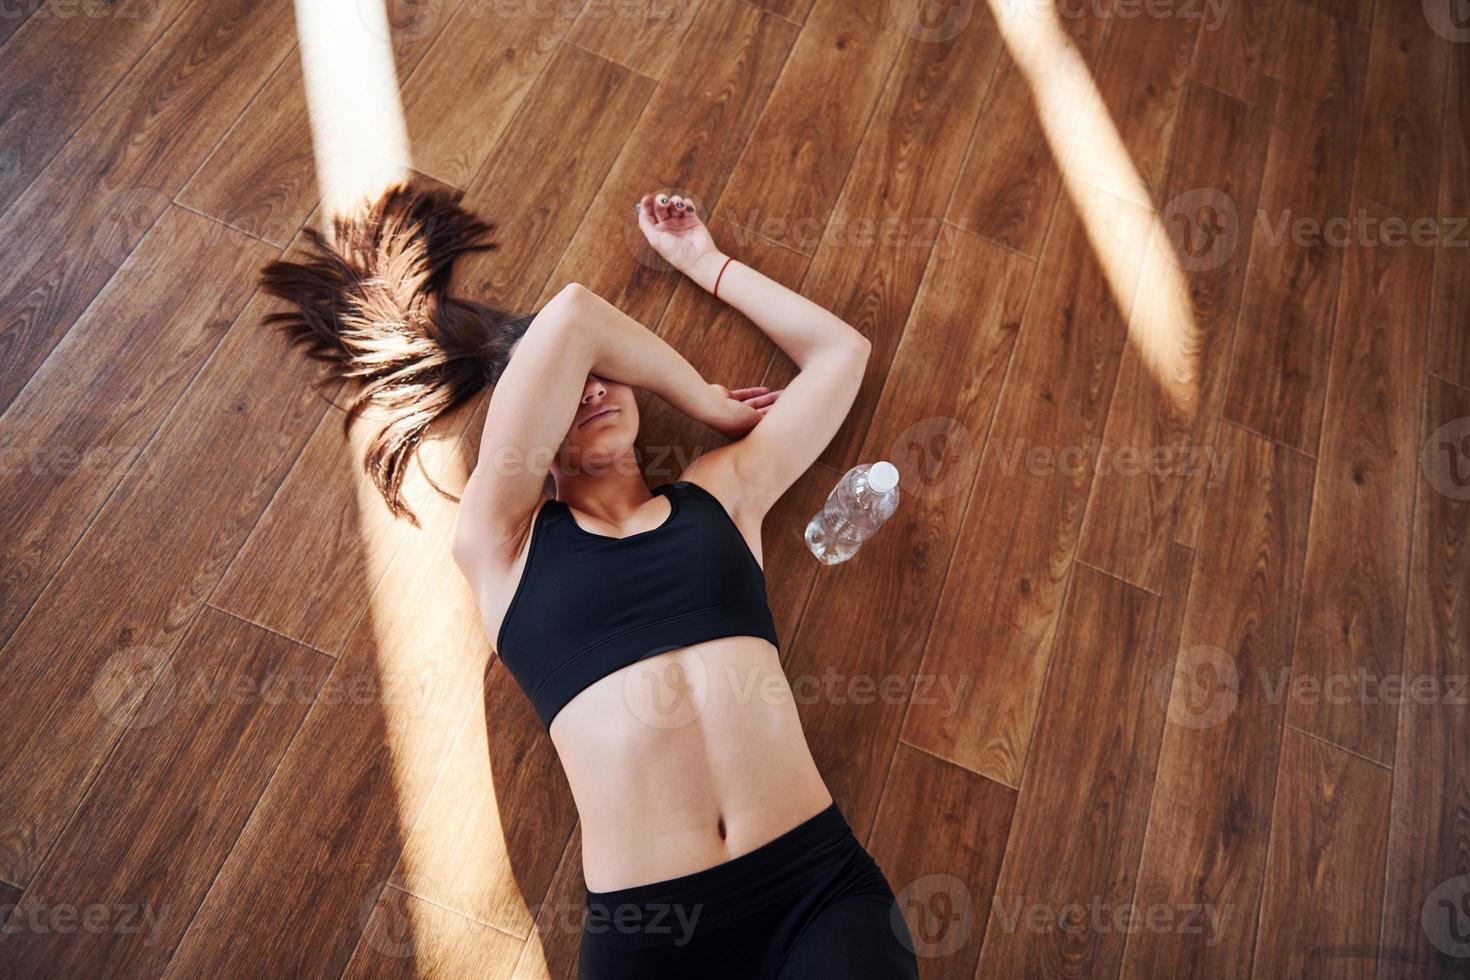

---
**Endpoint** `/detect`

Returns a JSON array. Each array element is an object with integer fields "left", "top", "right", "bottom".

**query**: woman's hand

[
  {"left": 636, "top": 190, "right": 718, "bottom": 275},
  {"left": 701, "top": 384, "right": 783, "bottom": 439}
]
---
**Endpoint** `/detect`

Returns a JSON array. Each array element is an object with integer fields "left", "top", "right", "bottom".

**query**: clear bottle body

[{"left": 804, "top": 463, "right": 900, "bottom": 564}]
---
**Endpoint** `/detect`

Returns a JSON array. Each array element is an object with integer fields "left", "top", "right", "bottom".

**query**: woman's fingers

[
  {"left": 741, "top": 388, "right": 783, "bottom": 409},
  {"left": 726, "top": 386, "right": 769, "bottom": 400}
]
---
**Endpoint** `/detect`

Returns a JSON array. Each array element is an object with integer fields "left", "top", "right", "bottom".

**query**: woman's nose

[{"left": 581, "top": 377, "right": 606, "bottom": 403}]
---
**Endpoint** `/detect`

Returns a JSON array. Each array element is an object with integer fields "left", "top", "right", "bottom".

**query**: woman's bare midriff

[{"left": 548, "top": 634, "right": 834, "bottom": 893}]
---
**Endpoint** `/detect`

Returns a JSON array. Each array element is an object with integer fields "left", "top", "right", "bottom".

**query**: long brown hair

[{"left": 259, "top": 182, "right": 535, "bottom": 525}]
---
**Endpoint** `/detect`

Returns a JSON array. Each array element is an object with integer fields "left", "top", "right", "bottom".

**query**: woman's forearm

[
  {"left": 683, "top": 250, "right": 869, "bottom": 368},
  {"left": 562, "top": 284, "right": 714, "bottom": 421}
]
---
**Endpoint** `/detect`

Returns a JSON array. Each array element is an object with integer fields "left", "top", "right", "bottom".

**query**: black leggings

[{"left": 577, "top": 802, "right": 920, "bottom": 979}]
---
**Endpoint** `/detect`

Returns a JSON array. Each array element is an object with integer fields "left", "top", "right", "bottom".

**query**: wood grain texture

[
  {"left": 763, "top": 7, "right": 1005, "bottom": 470},
  {"left": 1428, "top": 35, "right": 1470, "bottom": 390},
  {"left": 714, "top": 0, "right": 908, "bottom": 255},
  {"left": 538, "top": 0, "right": 797, "bottom": 322},
  {"left": 867, "top": 742, "right": 1016, "bottom": 979},
  {"left": 0, "top": 207, "right": 273, "bottom": 648},
  {"left": 0, "top": 0, "right": 191, "bottom": 215},
  {"left": 511, "top": 834, "right": 584, "bottom": 980},
  {"left": 783, "top": 224, "right": 1033, "bottom": 838},
  {"left": 1193, "top": 0, "right": 1285, "bottom": 105},
  {"left": 947, "top": 1, "right": 1112, "bottom": 258},
  {"left": 0, "top": 288, "right": 327, "bottom": 886},
  {"left": 1352, "top": 0, "right": 1448, "bottom": 219},
  {"left": 974, "top": 558, "right": 1174, "bottom": 979},
  {"left": 163, "top": 444, "right": 495, "bottom": 978},
  {"left": 175, "top": 0, "right": 453, "bottom": 246},
  {"left": 901, "top": 184, "right": 1150, "bottom": 787},
  {"left": 1121, "top": 423, "right": 1315, "bottom": 979},
  {"left": 565, "top": 0, "right": 702, "bottom": 78},
  {"left": 1286, "top": 196, "right": 1432, "bottom": 765},
  {"left": 0, "top": 607, "right": 328, "bottom": 978},
  {"left": 343, "top": 885, "right": 522, "bottom": 980},
  {"left": 1221, "top": 0, "right": 1369, "bottom": 455},
  {"left": 0, "top": 0, "right": 297, "bottom": 415},
  {"left": 399, "top": 0, "right": 582, "bottom": 188},
  {"left": 456, "top": 43, "right": 657, "bottom": 313},
  {"left": 1377, "top": 376, "right": 1470, "bottom": 978},
  {"left": 1078, "top": 80, "right": 1274, "bottom": 591},
  {"left": 1250, "top": 728, "right": 1391, "bottom": 978}
]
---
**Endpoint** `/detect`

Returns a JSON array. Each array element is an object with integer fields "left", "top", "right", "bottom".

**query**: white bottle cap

[{"left": 867, "top": 461, "right": 900, "bottom": 494}]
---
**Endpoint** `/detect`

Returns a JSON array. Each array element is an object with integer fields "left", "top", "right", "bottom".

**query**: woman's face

[{"left": 557, "top": 374, "right": 640, "bottom": 473}]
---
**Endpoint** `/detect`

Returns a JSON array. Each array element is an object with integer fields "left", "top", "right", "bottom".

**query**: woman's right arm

[{"left": 451, "top": 283, "right": 758, "bottom": 576}]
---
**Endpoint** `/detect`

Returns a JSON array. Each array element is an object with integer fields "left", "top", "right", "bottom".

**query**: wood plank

[
  {"left": 1120, "top": 423, "right": 1315, "bottom": 979},
  {"left": 974, "top": 558, "right": 1176, "bottom": 979},
  {"left": 343, "top": 886, "right": 522, "bottom": 980},
  {"left": 565, "top": 0, "right": 702, "bottom": 78},
  {"left": 741, "top": 0, "right": 812, "bottom": 21},
  {"left": 714, "top": 0, "right": 908, "bottom": 255},
  {"left": 1221, "top": 0, "right": 1368, "bottom": 455},
  {"left": 0, "top": 207, "right": 274, "bottom": 648},
  {"left": 782, "top": 224, "right": 1034, "bottom": 837},
  {"left": 0, "top": 607, "right": 328, "bottom": 978},
  {"left": 946, "top": 1, "right": 1112, "bottom": 258},
  {"left": 1063, "top": 0, "right": 1203, "bottom": 207},
  {"left": 511, "top": 834, "right": 583, "bottom": 980},
  {"left": 1352, "top": 0, "right": 1448, "bottom": 218},
  {"left": 900, "top": 184, "right": 1152, "bottom": 787},
  {"left": 1078, "top": 80, "right": 1274, "bottom": 589},
  {"left": 1193, "top": 0, "right": 1286, "bottom": 105},
  {"left": 388, "top": 661, "right": 575, "bottom": 940},
  {"left": 1250, "top": 728, "right": 1392, "bottom": 977},
  {"left": 537, "top": 0, "right": 797, "bottom": 322},
  {"left": 866, "top": 743, "right": 1016, "bottom": 978},
  {"left": 0, "top": 281, "right": 329, "bottom": 886},
  {"left": 1286, "top": 196, "right": 1432, "bottom": 765},
  {"left": 0, "top": 0, "right": 193, "bottom": 215},
  {"left": 0, "top": 1, "right": 43, "bottom": 48},
  {"left": 1427, "top": 30, "right": 1470, "bottom": 389},
  {"left": 456, "top": 43, "right": 657, "bottom": 312},
  {"left": 163, "top": 440, "right": 495, "bottom": 978},
  {"left": 0, "top": 881, "right": 18, "bottom": 930},
  {"left": 0, "top": 0, "right": 297, "bottom": 415},
  {"left": 1301, "top": 0, "right": 1371, "bottom": 28},
  {"left": 1378, "top": 376, "right": 1470, "bottom": 978},
  {"left": 397, "top": 1, "right": 582, "bottom": 189},
  {"left": 177, "top": 0, "right": 455, "bottom": 246},
  {"left": 761, "top": 4, "right": 1005, "bottom": 471}
]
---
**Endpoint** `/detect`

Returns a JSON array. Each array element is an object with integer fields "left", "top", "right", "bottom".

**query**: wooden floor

[{"left": 0, "top": 0, "right": 1466, "bottom": 976}]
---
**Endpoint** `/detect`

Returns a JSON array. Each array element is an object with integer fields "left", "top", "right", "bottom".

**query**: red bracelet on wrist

[{"left": 712, "top": 255, "right": 734, "bottom": 299}]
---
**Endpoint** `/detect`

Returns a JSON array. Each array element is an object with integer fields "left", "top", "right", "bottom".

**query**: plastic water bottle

[{"left": 805, "top": 461, "right": 901, "bottom": 564}]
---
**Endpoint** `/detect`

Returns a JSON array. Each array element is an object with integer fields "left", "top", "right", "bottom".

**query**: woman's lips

[{"left": 578, "top": 406, "right": 619, "bottom": 428}]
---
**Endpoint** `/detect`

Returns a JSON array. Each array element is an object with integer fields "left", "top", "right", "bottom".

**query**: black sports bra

[{"left": 496, "top": 480, "right": 780, "bottom": 727}]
